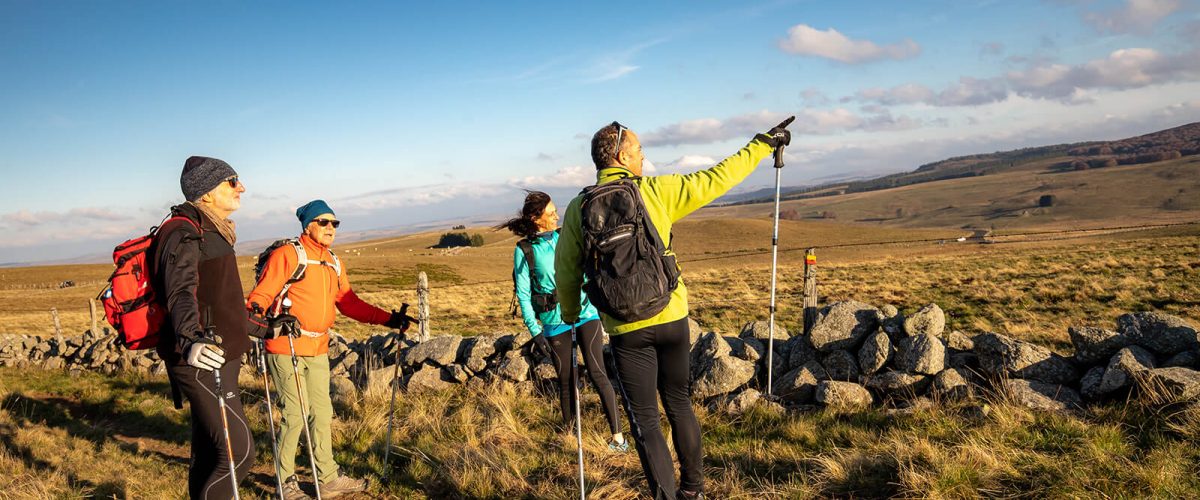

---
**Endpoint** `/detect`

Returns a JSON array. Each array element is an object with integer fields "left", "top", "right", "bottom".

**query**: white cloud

[
  {"left": 777, "top": 24, "right": 921, "bottom": 63},
  {"left": 640, "top": 108, "right": 928, "bottom": 147},
  {"left": 850, "top": 47, "right": 1200, "bottom": 108},
  {"left": 1084, "top": 0, "right": 1181, "bottom": 35},
  {"left": 659, "top": 155, "right": 717, "bottom": 173},
  {"left": 508, "top": 165, "right": 594, "bottom": 189}
]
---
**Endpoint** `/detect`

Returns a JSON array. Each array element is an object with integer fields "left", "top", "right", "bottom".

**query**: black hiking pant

[
  {"left": 545, "top": 319, "right": 621, "bottom": 433},
  {"left": 169, "top": 359, "right": 255, "bottom": 499},
  {"left": 610, "top": 316, "right": 702, "bottom": 499}
]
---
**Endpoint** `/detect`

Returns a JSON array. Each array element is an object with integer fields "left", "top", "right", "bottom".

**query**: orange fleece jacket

[{"left": 247, "top": 234, "right": 390, "bottom": 356}]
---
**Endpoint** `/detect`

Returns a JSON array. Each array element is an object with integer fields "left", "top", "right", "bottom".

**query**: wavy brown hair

[{"left": 495, "top": 190, "right": 551, "bottom": 239}]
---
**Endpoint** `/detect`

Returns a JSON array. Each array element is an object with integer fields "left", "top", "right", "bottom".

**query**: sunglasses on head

[
  {"left": 610, "top": 121, "right": 628, "bottom": 162},
  {"left": 225, "top": 176, "right": 239, "bottom": 188},
  {"left": 314, "top": 219, "right": 340, "bottom": 229}
]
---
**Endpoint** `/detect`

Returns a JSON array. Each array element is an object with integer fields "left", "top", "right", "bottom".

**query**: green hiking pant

[{"left": 267, "top": 353, "right": 339, "bottom": 483}]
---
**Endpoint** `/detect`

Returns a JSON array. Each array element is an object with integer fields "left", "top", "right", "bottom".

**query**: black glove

[
  {"left": 756, "top": 116, "right": 794, "bottom": 149},
  {"left": 270, "top": 313, "right": 300, "bottom": 338},
  {"left": 247, "top": 307, "right": 273, "bottom": 340},
  {"left": 531, "top": 333, "right": 553, "bottom": 362},
  {"left": 385, "top": 309, "right": 418, "bottom": 332}
]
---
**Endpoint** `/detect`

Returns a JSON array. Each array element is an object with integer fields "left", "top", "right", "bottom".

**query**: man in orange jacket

[{"left": 247, "top": 199, "right": 408, "bottom": 499}]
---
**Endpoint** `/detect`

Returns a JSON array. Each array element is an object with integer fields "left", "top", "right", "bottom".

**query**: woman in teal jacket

[{"left": 498, "top": 191, "right": 626, "bottom": 451}]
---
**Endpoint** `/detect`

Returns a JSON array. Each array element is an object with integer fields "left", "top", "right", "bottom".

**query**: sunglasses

[
  {"left": 313, "top": 219, "right": 341, "bottom": 229},
  {"left": 225, "top": 176, "right": 239, "bottom": 188},
  {"left": 610, "top": 121, "right": 628, "bottom": 162}
]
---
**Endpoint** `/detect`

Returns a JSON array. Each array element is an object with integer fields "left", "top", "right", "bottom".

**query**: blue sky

[{"left": 2, "top": 0, "right": 1198, "bottom": 263}]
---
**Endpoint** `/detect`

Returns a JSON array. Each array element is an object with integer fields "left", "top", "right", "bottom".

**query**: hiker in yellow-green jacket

[{"left": 555, "top": 119, "right": 792, "bottom": 500}]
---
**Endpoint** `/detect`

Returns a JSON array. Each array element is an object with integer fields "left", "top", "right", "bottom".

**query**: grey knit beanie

[{"left": 180, "top": 156, "right": 237, "bottom": 202}]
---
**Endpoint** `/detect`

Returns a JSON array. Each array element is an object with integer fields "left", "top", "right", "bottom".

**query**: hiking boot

[
  {"left": 607, "top": 437, "right": 629, "bottom": 453},
  {"left": 281, "top": 476, "right": 311, "bottom": 500},
  {"left": 320, "top": 474, "right": 367, "bottom": 498},
  {"left": 676, "top": 489, "right": 704, "bottom": 500}
]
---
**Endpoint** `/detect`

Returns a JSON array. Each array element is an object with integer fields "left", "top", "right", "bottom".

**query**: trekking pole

[
  {"left": 281, "top": 298, "right": 322, "bottom": 500},
  {"left": 766, "top": 117, "right": 793, "bottom": 399},
  {"left": 256, "top": 339, "right": 285, "bottom": 500},
  {"left": 204, "top": 308, "right": 241, "bottom": 500},
  {"left": 384, "top": 303, "right": 412, "bottom": 473},
  {"left": 571, "top": 323, "right": 585, "bottom": 499}
]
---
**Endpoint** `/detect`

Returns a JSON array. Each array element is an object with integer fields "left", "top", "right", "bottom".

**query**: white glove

[{"left": 184, "top": 337, "right": 226, "bottom": 372}]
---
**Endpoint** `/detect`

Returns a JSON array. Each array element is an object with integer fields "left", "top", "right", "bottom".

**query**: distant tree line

[{"left": 433, "top": 232, "right": 485, "bottom": 248}]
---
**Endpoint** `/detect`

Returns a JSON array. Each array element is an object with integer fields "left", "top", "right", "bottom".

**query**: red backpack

[{"left": 99, "top": 215, "right": 200, "bottom": 350}]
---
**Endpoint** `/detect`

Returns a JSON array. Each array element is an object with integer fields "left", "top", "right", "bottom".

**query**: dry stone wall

[{"left": 3, "top": 303, "right": 1199, "bottom": 414}]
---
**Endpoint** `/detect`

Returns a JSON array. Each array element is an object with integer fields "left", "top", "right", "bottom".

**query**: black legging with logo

[
  {"left": 609, "top": 316, "right": 702, "bottom": 499},
  {"left": 168, "top": 359, "right": 255, "bottom": 499},
  {"left": 545, "top": 319, "right": 621, "bottom": 433}
]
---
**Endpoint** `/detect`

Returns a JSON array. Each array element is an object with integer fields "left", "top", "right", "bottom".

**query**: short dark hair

[{"left": 590, "top": 122, "right": 624, "bottom": 170}]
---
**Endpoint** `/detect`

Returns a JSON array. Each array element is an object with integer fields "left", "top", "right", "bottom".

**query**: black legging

[
  {"left": 169, "top": 359, "right": 255, "bottom": 499},
  {"left": 610, "top": 316, "right": 702, "bottom": 499},
  {"left": 545, "top": 319, "right": 621, "bottom": 433}
]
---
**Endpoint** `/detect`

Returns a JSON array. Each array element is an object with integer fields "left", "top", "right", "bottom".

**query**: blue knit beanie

[{"left": 296, "top": 200, "right": 335, "bottom": 228}]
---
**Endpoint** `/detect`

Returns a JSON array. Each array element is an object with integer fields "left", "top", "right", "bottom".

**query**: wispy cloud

[
  {"left": 777, "top": 24, "right": 921, "bottom": 63},
  {"left": 1084, "top": 0, "right": 1181, "bottom": 35},
  {"left": 640, "top": 108, "right": 926, "bottom": 147},
  {"left": 847, "top": 46, "right": 1200, "bottom": 107},
  {"left": 508, "top": 165, "right": 594, "bottom": 189}
]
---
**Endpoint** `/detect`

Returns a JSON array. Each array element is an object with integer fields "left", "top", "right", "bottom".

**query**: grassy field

[{"left": 1, "top": 154, "right": 1199, "bottom": 498}]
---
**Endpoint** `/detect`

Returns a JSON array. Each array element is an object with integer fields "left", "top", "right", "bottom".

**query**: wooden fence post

[
  {"left": 89, "top": 298, "right": 98, "bottom": 335},
  {"left": 51, "top": 307, "right": 62, "bottom": 338},
  {"left": 803, "top": 248, "right": 818, "bottom": 335},
  {"left": 417, "top": 271, "right": 430, "bottom": 342}
]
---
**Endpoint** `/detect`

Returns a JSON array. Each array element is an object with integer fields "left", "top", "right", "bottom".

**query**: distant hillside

[{"left": 725, "top": 121, "right": 1200, "bottom": 206}]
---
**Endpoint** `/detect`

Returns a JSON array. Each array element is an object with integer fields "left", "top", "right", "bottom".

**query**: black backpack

[
  {"left": 578, "top": 178, "right": 680, "bottom": 322},
  {"left": 510, "top": 237, "right": 559, "bottom": 318}
]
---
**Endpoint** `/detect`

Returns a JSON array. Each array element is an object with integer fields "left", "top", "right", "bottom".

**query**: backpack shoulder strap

[{"left": 516, "top": 239, "right": 537, "bottom": 286}]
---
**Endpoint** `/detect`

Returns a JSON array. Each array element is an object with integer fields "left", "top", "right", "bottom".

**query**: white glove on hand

[{"left": 184, "top": 337, "right": 226, "bottom": 372}]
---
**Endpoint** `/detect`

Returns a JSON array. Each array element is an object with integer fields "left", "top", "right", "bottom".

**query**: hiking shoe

[
  {"left": 607, "top": 437, "right": 629, "bottom": 453},
  {"left": 281, "top": 476, "right": 311, "bottom": 500},
  {"left": 676, "top": 489, "right": 704, "bottom": 500},
  {"left": 320, "top": 474, "right": 367, "bottom": 498}
]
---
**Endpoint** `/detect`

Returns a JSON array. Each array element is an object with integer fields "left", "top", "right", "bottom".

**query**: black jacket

[{"left": 151, "top": 203, "right": 254, "bottom": 366}]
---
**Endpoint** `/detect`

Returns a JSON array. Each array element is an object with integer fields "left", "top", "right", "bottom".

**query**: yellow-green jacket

[{"left": 555, "top": 137, "right": 775, "bottom": 335}]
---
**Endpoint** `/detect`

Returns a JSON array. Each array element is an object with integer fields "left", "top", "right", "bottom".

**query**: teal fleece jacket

[{"left": 513, "top": 230, "right": 599, "bottom": 337}]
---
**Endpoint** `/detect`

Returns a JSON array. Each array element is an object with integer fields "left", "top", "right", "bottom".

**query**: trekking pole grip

[{"left": 774, "top": 144, "right": 785, "bottom": 169}]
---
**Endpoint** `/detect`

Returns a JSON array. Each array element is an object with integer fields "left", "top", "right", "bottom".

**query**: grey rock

[
  {"left": 734, "top": 338, "right": 765, "bottom": 364},
  {"left": 688, "top": 317, "right": 704, "bottom": 347},
  {"left": 1118, "top": 312, "right": 1199, "bottom": 356},
  {"left": 943, "top": 330, "right": 975, "bottom": 351},
  {"left": 821, "top": 350, "right": 860, "bottom": 381},
  {"left": 532, "top": 363, "right": 557, "bottom": 383},
  {"left": 740, "top": 321, "right": 787, "bottom": 341},
  {"left": 691, "top": 332, "right": 732, "bottom": 380},
  {"left": 857, "top": 330, "right": 892, "bottom": 375},
  {"left": 880, "top": 304, "right": 899, "bottom": 318},
  {"left": 42, "top": 357, "right": 64, "bottom": 370},
  {"left": 948, "top": 351, "right": 978, "bottom": 369},
  {"left": 974, "top": 332, "right": 1078, "bottom": 385},
  {"left": 407, "top": 366, "right": 453, "bottom": 392},
  {"left": 448, "top": 364, "right": 472, "bottom": 383},
  {"left": 1003, "top": 379, "right": 1082, "bottom": 412},
  {"left": 772, "top": 361, "right": 826, "bottom": 403},
  {"left": 809, "top": 301, "right": 881, "bottom": 352},
  {"left": 903, "top": 303, "right": 946, "bottom": 338},
  {"left": 402, "top": 335, "right": 462, "bottom": 367},
  {"left": 1098, "top": 346, "right": 1156, "bottom": 394},
  {"left": 1163, "top": 350, "right": 1200, "bottom": 369},
  {"left": 1069, "top": 326, "right": 1130, "bottom": 365},
  {"left": 365, "top": 366, "right": 399, "bottom": 395},
  {"left": 897, "top": 334, "right": 945, "bottom": 375},
  {"left": 694, "top": 356, "right": 756, "bottom": 399},
  {"left": 785, "top": 336, "right": 818, "bottom": 371},
  {"left": 1140, "top": 367, "right": 1200, "bottom": 401},
  {"left": 462, "top": 336, "right": 496, "bottom": 370},
  {"left": 864, "top": 370, "right": 930, "bottom": 397},
  {"left": 816, "top": 381, "right": 873, "bottom": 409},
  {"left": 932, "top": 368, "right": 972, "bottom": 400},
  {"left": 723, "top": 389, "right": 763, "bottom": 416},
  {"left": 1079, "top": 366, "right": 1106, "bottom": 400},
  {"left": 497, "top": 350, "right": 530, "bottom": 382},
  {"left": 330, "top": 375, "right": 358, "bottom": 408}
]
